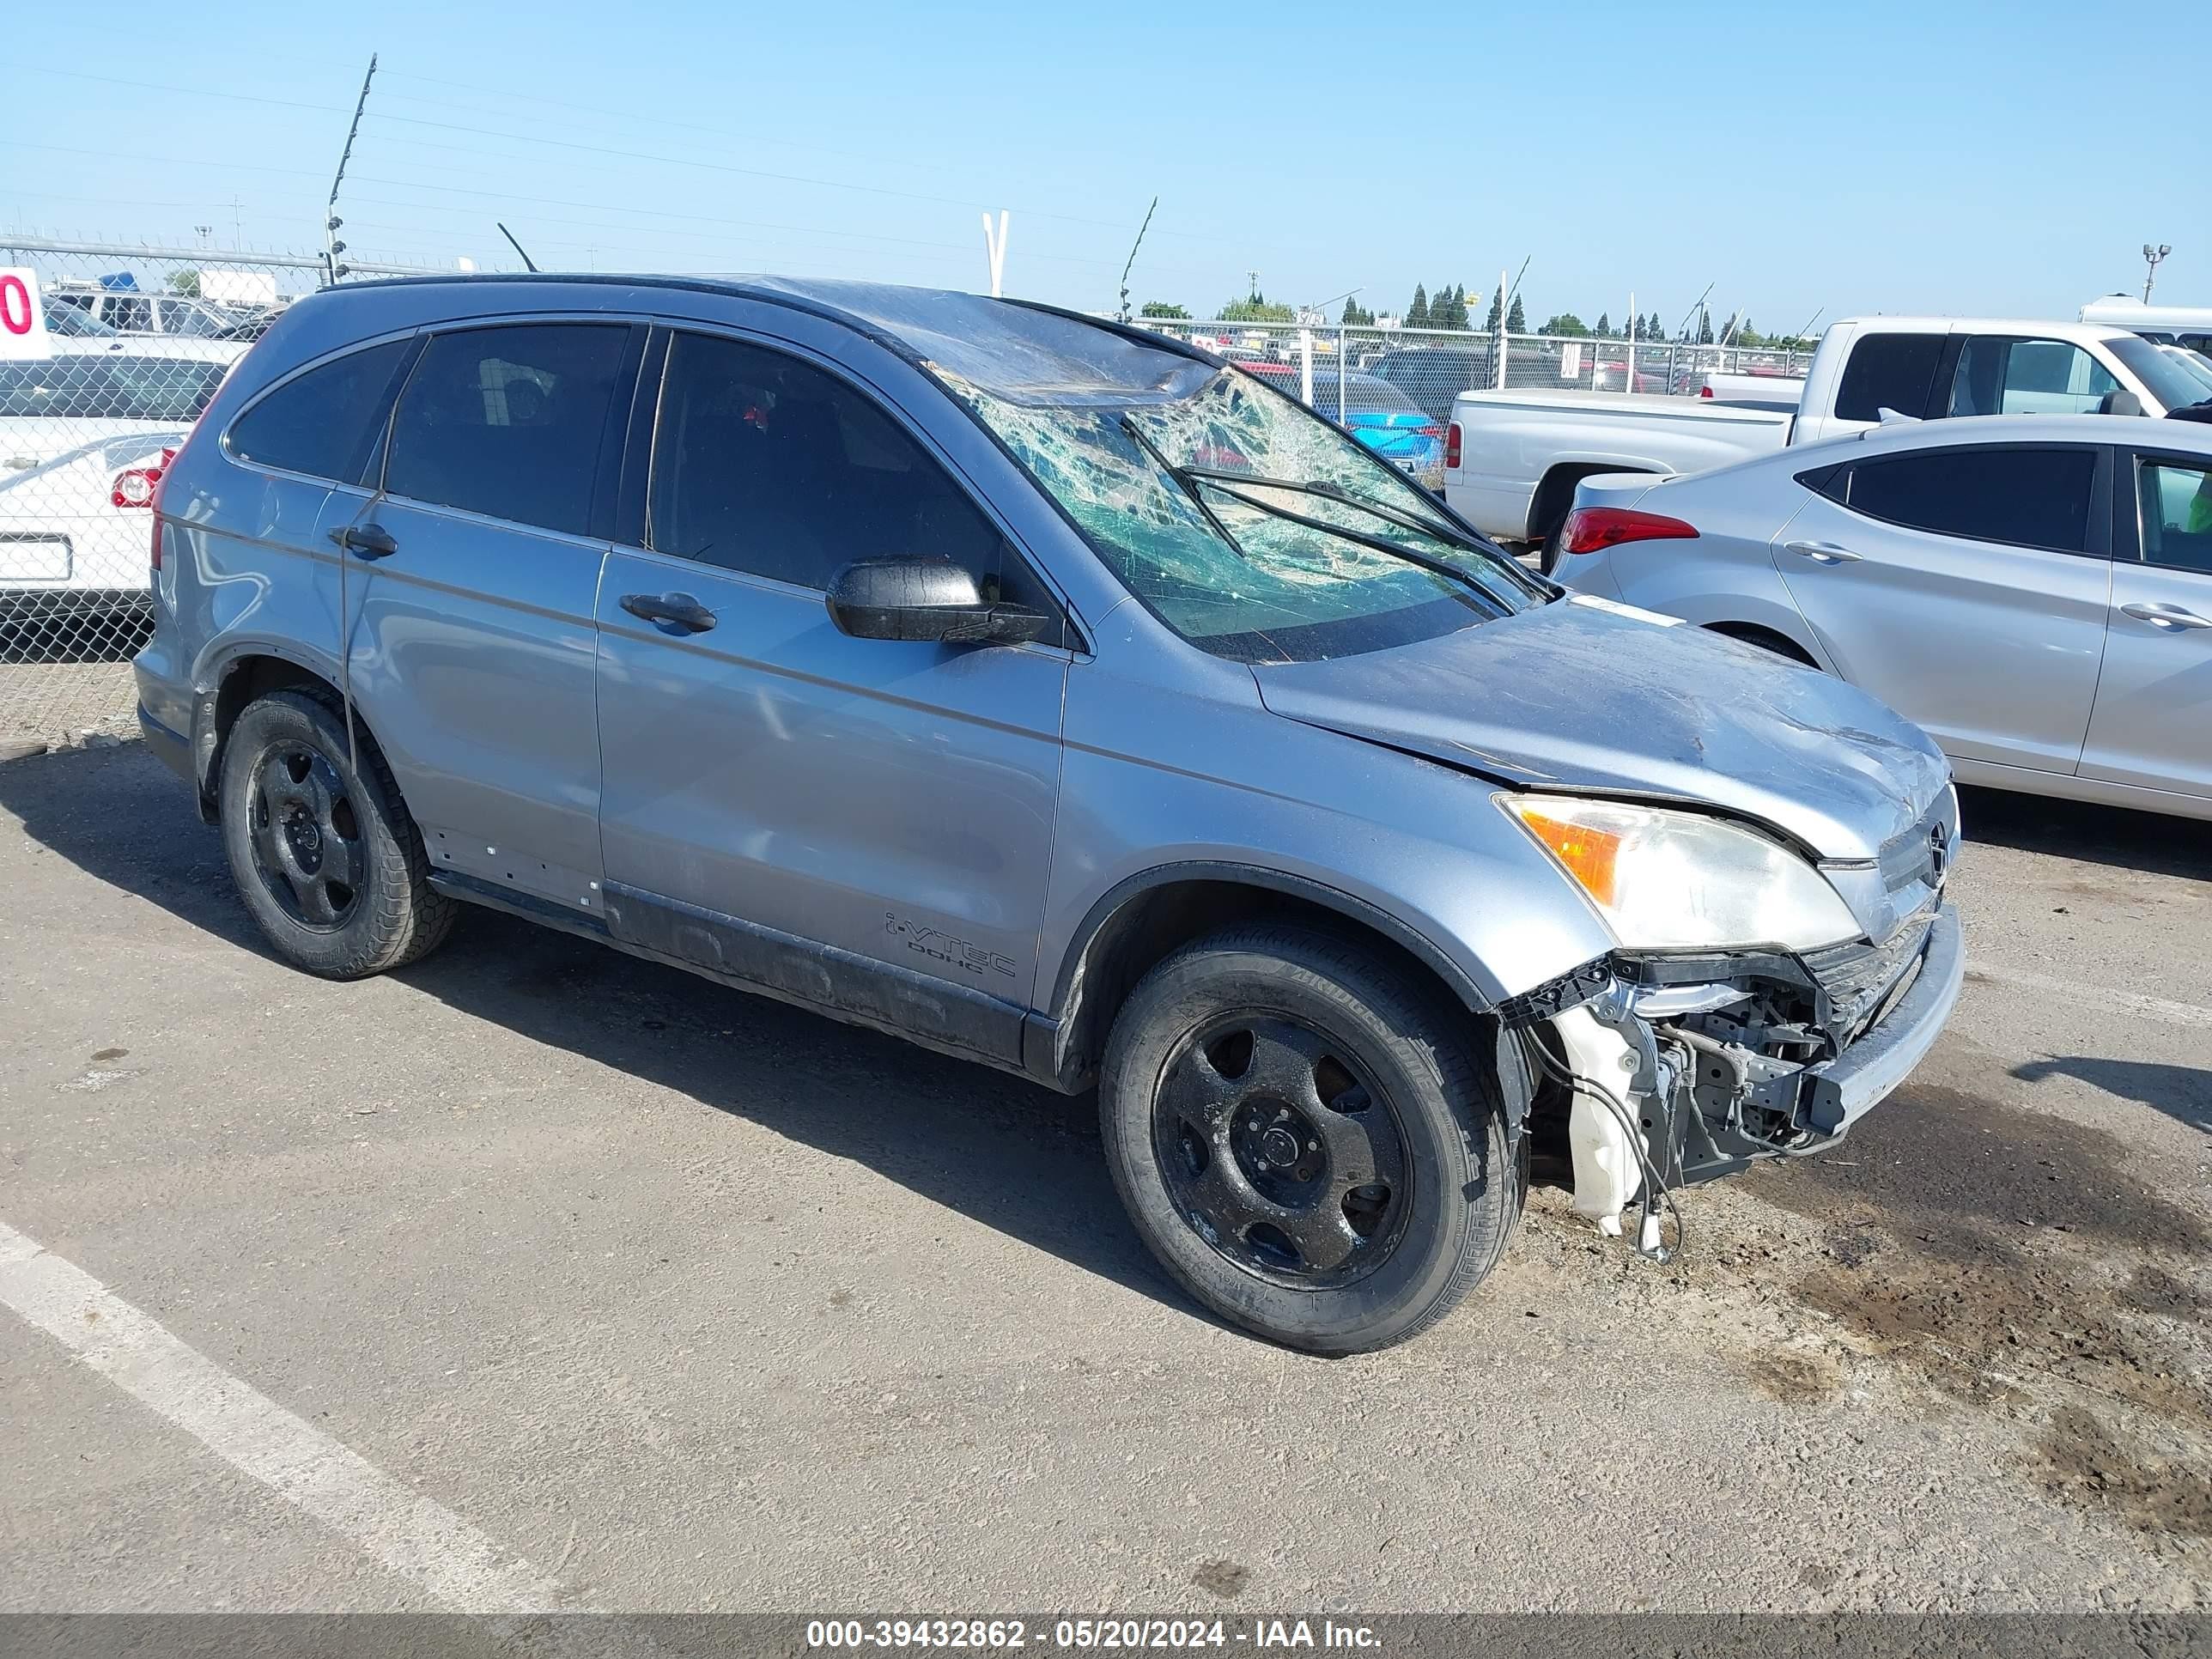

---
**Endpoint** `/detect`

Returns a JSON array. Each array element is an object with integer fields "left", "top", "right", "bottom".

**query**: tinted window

[
  {"left": 229, "top": 339, "right": 410, "bottom": 483},
  {"left": 2138, "top": 459, "right": 2212, "bottom": 574},
  {"left": 385, "top": 325, "right": 629, "bottom": 537},
  {"left": 1843, "top": 447, "right": 2095, "bottom": 554},
  {"left": 1948, "top": 337, "right": 2118, "bottom": 416},
  {"left": 1833, "top": 332, "right": 1944, "bottom": 422},
  {"left": 648, "top": 331, "right": 1060, "bottom": 632}
]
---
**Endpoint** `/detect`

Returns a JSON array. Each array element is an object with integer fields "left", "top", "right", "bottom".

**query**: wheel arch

[
  {"left": 1528, "top": 460, "right": 1660, "bottom": 542},
  {"left": 1036, "top": 863, "right": 1495, "bottom": 1095},
  {"left": 1701, "top": 617, "right": 1823, "bottom": 669},
  {"left": 191, "top": 647, "right": 386, "bottom": 818}
]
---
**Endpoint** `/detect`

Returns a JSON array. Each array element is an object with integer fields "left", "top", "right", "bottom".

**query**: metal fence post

[{"left": 1336, "top": 326, "right": 1347, "bottom": 423}]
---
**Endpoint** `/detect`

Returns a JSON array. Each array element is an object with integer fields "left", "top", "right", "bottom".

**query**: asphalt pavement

[{"left": 2, "top": 742, "right": 2207, "bottom": 1613}]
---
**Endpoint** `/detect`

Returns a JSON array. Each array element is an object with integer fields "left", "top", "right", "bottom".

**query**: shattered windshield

[{"left": 935, "top": 362, "right": 1540, "bottom": 663}]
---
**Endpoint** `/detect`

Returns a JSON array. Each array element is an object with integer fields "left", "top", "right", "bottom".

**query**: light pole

[{"left": 2143, "top": 243, "right": 2172, "bottom": 304}]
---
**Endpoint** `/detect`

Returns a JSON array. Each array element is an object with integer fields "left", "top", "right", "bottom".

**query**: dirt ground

[{"left": 2, "top": 741, "right": 2207, "bottom": 1613}]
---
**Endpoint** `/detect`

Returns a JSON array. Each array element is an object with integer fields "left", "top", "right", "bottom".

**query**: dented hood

[{"left": 1251, "top": 596, "right": 1952, "bottom": 861}]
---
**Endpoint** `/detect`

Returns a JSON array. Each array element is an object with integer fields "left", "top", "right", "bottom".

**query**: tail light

[
  {"left": 1698, "top": 383, "right": 1714, "bottom": 398},
  {"left": 1413, "top": 422, "right": 1444, "bottom": 440},
  {"left": 111, "top": 447, "right": 178, "bottom": 571},
  {"left": 1445, "top": 422, "right": 1462, "bottom": 469},
  {"left": 1558, "top": 506, "right": 1699, "bottom": 556}
]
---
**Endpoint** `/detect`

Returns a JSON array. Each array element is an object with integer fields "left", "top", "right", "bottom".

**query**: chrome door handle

[
  {"left": 620, "top": 591, "right": 718, "bottom": 634},
  {"left": 1784, "top": 540, "right": 1862, "bottom": 565},
  {"left": 2120, "top": 601, "right": 2212, "bottom": 631}
]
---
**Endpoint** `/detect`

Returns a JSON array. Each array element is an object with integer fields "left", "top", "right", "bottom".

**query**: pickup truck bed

[{"left": 1443, "top": 387, "right": 1795, "bottom": 548}]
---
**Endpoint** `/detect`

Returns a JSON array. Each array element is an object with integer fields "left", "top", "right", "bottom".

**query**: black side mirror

[
  {"left": 2100, "top": 390, "right": 2145, "bottom": 417},
  {"left": 824, "top": 558, "right": 1050, "bottom": 646}
]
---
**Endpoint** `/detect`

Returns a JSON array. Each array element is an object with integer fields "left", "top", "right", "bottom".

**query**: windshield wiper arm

[
  {"left": 1197, "top": 480, "right": 1512, "bottom": 614},
  {"left": 1175, "top": 466, "right": 1467, "bottom": 544},
  {"left": 1119, "top": 416, "right": 1250, "bottom": 562}
]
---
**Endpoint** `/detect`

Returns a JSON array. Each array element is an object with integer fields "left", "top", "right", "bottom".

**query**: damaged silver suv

[{"left": 133, "top": 276, "right": 1964, "bottom": 1352}]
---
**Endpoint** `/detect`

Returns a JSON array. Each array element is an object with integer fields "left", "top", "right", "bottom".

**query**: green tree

[
  {"left": 1406, "top": 284, "right": 1430, "bottom": 329},
  {"left": 1505, "top": 295, "right": 1527, "bottom": 332},
  {"left": 1540, "top": 313, "right": 1590, "bottom": 337},
  {"left": 167, "top": 269, "right": 201, "bottom": 297},
  {"left": 1484, "top": 289, "right": 1503, "bottom": 332},
  {"left": 1340, "top": 297, "right": 1375, "bottom": 325},
  {"left": 1595, "top": 311, "right": 1611, "bottom": 337},
  {"left": 1139, "top": 301, "right": 1189, "bottom": 319},
  {"left": 1220, "top": 297, "right": 1293, "bottom": 322},
  {"left": 1696, "top": 306, "right": 1715, "bottom": 345},
  {"left": 1648, "top": 311, "right": 1665, "bottom": 340}
]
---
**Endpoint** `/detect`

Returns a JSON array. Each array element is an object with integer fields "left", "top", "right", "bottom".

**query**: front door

[
  {"left": 340, "top": 319, "right": 641, "bottom": 910},
  {"left": 592, "top": 328, "right": 1069, "bottom": 1063},
  {"left": 1771, "top": 441, "right": 2110, "bottom": 775},
  {"left": 2078, "top": 449, "right": 2212, "bottom": 800}
]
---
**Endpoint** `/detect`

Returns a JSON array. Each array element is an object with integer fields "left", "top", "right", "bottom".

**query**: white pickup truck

[{"left": 1446, "top": 316, "right": 2212, "bottom": 562}]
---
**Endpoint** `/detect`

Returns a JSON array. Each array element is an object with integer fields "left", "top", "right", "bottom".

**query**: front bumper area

[{"left": 1797, "top": 901, "right": 1963, "bottom": 1137}]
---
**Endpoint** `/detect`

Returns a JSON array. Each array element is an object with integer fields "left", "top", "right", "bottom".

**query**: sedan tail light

[
  {"left": 1444, "top": 422, "right": 1462, "bottom": 469},
  {"left": 111, "top": 447, "right": 178, "bottom": 571},
  {"left": 1558, "top": 505, "right": 1699, "bottom": 556}
]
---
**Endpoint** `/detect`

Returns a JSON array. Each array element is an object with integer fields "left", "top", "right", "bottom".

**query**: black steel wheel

[
  {"left": 246, "top": 740, "right": 362, "bottom": 930},
  {"left": 1152, "top": 1014, "right": 1412, "bottom": 1288},
  {"left": 1102, "top": 924, "right": 1527, "bottom": 1354},
  {"left": 218, "top": 689, "right": 454, "bottom": 979}
]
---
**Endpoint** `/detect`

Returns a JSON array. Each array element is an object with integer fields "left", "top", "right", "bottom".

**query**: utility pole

[
  {"left": 323, "top": 53, "right": 378, "bottom": 289},
  {"left": 1117, "top": 197, "right": 1157, "bottom": 324},
  {"left": 2143, "top": 243, "right": 2172, "bottom": 303}
]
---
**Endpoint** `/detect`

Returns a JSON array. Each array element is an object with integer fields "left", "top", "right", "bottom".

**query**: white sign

[
  {"left": 0, "top": 268, "right": 54, "bottom": 362},
  {"left": 1559, "top": 341, "right": 1583, "bottom": 380},
  {"left": 200, "top": 268, "right": 278, "bottom": 308}
]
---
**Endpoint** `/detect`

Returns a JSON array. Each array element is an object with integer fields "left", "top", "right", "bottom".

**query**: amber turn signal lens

[{"left": 1510, "top": 805, "right": 1623, "bottom": 908}]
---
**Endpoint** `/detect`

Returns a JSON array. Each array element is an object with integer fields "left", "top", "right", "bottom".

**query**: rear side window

[
  {"left": 647, "top": 330, "right": 1062, "bottom": 635},
  {"left": 1841, "top": 446, "right": 2096, "bottom": 554},
  {"left": 1947, "top": 337, "right": 2118, "bottom": 416},
  {"left": 1833, "top": 332, "right": 1944, "bottom": 423},
  {"left": 385, "top": 324, "right": 630, "bottom": 538},
  {"left": 2137, "top": 459, "right": 2212, "bottom": 574},
  {"left": 229, "top": 339, "right": 410, "bottom": 483}
]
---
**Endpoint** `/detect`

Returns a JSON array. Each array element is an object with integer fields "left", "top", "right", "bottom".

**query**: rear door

[
  {"left": 592, "top": 325, "right": 1071, "bottom": 1061},
  {"left": 1771, "top": 441, "right": 2111, "bottom": 774},
  {"left": 338, "top": 319, "right": 642, "bottom": 911},
  {"left": 2077, "top": 447, "right": 2212, "bottom": 800}
]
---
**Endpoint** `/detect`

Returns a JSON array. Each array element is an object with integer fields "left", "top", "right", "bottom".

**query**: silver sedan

[{"left": 1553, "top": 413, "right": 2212, "bottom": 822}]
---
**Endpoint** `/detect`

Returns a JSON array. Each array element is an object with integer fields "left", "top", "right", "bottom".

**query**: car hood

[{"left": 1251, "top": 595, "right": 1951, "bottom": 860}]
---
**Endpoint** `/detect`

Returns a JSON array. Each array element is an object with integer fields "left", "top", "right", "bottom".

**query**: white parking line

[
  {"left": 0, "top": 1218, "right": 580, "bottom": 1613},
  {"left": 1966, "top": 964, "right": 2212, "bottom": 1030}
]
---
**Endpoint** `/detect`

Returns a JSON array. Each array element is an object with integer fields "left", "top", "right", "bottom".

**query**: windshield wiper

[
  {"left": 1119, "top": 416, "right": 1249, "bottom": 562},
  {"left": 1176, "top": 466, "right": 1465, "bottom": 544},
  {"left": 1196, "top": 479, "right": 1514, "bottom": 614}
]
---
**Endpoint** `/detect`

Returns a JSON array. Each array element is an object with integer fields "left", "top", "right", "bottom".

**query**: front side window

[
  {"left": 105, "top": 296, "right": 153, "bottom": 333},
  {"left": 1834, "top": 332, "right": 1943, "bottom": 422},
  {"left": 1842, "top": 446, "right": 2095, "bottom": 555},
  {"left": 2137, "top": 460, "right": 2212, "bottom": 575},
  {"left": 940, "top": 361, "right": 1540, "bottom": 663},
  {"left": 2106, "top": 334, "right": 2212, "bottom": 415},
  {"left": 647, "top": 331, "right": 1060, "bottom": 633},
  {"left": 229, "top": 338, "right": 411, "bottom": 483},
  {"left": 385, "top": 324, "right": 629, "bottom": 537},
  {"left": 1948, "top": 337, "right": 2117, "bottom": 416}
]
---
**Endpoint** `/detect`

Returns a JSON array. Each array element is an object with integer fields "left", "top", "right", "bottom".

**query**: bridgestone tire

[
  {"left": 1100, "top": 925, "right": 1527, "bottom": 1354},
  {"left": 217, "top": 690, "right": 455, "bottom": 979}
]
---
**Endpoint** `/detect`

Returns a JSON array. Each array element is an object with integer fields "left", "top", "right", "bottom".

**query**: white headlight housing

[{"left": 1502, "top": 794, "right": 1861, "bottom": 952}]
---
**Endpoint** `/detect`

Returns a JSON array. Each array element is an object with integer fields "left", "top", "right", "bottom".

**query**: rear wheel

[
  {"left": 217, "top": 690, "right": 454, "bottom": 979},
  {"left": 1100, "top": 926, "right": 1525, "bottom": 1353}
]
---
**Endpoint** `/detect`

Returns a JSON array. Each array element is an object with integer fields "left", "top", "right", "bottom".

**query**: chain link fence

[
  {"left": 1140, "top": 319, "right": 1813, "bottom": 423},
  {"left": 0, "top": 240, "right": 442, "bottom": 750}
]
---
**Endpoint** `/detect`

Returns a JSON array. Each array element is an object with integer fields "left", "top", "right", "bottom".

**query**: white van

[{"left": 2079, "top": 295, "right": 2212, "bottom": 359}]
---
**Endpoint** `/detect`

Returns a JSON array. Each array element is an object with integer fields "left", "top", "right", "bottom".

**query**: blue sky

[{"left": 5, "top": 0, "right": 2204, "bottom": 327}]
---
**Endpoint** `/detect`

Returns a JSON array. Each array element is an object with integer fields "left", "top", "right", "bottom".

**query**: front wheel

[{"left": 1100, "top": 926, "right": 1526, "bottom": 1353}]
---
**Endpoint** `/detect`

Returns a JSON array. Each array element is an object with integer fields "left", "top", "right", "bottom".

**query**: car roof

[
  {"left": 1833, "top": 315, "right": 2138, "bottom": 344},
  {"left": 1802, "top": 412, "right": 2212, "bottom": 462},
  {"left": 319, "top": 272, "right": 1219, "bottom": 407}
]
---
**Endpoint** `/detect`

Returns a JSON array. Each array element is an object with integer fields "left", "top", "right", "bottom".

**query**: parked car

[
  {"left": 49, "top": 285, "right": 247, "bottom": 339},
  {"left": 0, "top": 340, "right": 246, "bottom": 632},
  {"left": 1365, "top": 345, "right": 1491, "bottom": 423},
  {"left": 42, "top": 297, "right": 122, "bottom": 338},
  {"left": 2079, "top": 295, "right": 2212, "bottom": 360},
  {"left": 134, "top": 275, "right": 1964, "bottom": 1352},
  {"left": 1449, "top": 316, "right": 2212, "bottom": 562},
  {"left": 1237, "top": 364, "right": 1448, "bottom": 489},
  {"left": 1554, "top": 414, "right": 2212, "bottom": 820}
]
